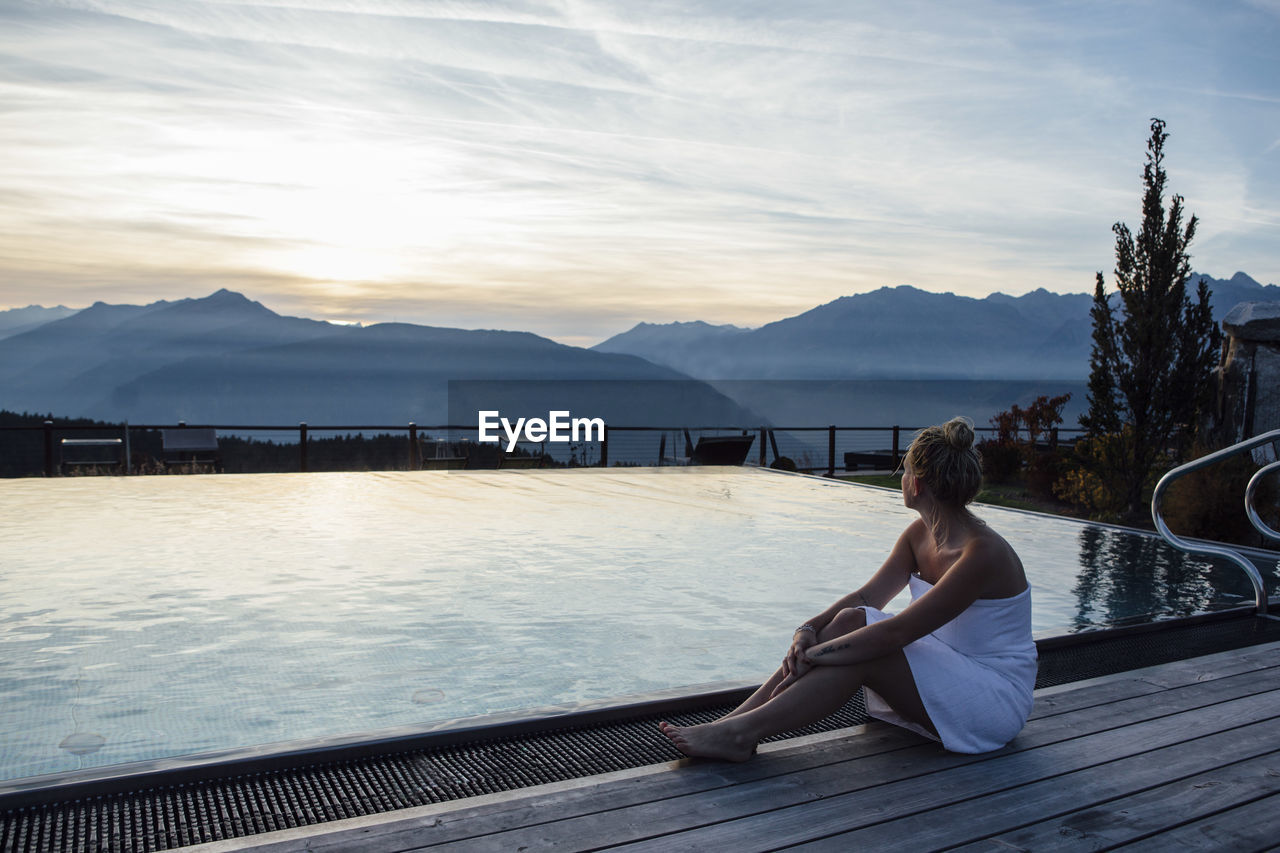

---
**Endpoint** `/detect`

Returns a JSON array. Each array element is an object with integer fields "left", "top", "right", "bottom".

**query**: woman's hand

[{"left": 773, "top": 630, "right": 817, "bottom": 697}]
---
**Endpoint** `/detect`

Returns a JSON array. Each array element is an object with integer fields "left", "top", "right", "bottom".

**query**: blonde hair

[{"left": 904, "top": 416, "right": 982, "bottom": 508}]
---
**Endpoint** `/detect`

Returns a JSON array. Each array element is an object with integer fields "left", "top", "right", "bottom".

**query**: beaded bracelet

[{"left": 794, "top": 624, "right": 817, "bottom": 635}]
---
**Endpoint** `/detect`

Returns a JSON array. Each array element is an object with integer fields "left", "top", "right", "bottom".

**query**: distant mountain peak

[
  {"left": 593, "top": 318, "right": 751, "bottom": 355},
  {"left": 985, "top": 287, "right": 1061, "bottom": 300},
  {"left": 0, "top": 303, "right": 81, "bottom": 339},
  {"left": 151, "top": 290, "right": 280, "bottom": 326},
  {"left": 634, "top": 319, "right": 747, "bottom": 331},
  {"left": 205, "top": 288, "right": 254, "bottom": 303},
  {"left": 5, "top": 303, "right": 71, "bottom": 312},
  {"left": 182, "top": 288, "right": 265, "bottom": 309}
]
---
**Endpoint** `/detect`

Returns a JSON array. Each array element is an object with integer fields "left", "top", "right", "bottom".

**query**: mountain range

[
  {"left": 0, "top": 290, "right": 755, "bottom": 427},
  {"left": 0, "top": 272, "right": 1274, "bottom": 427},
  {"left": 594, "top": 272, "right": 1279, "bottom": 380},
  {"left": 0, "top": 304, "right": 78, "bottom": 340}
]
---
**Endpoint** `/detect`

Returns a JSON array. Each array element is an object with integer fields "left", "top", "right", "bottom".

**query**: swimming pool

[{"left": 0, "top": 467, "right": 1272, "bottom": 783}]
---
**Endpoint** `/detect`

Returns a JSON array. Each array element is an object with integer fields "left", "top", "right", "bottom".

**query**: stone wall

[{"left": 1215, "top": 301, "right": 1280, "bottom": 462}]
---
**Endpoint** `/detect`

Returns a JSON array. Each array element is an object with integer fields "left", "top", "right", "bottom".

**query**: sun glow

[{"left": 148, "top": 124, "right": 530, "bottom": 283}]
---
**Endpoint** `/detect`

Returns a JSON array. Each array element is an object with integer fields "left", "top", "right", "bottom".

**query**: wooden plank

[
  {"left": 1030, "top": 676, "right": 1167, "bottom": 718},
  {"left": 947, "top": 749, "right": 1280, "bottom": 852},
  {"left": 192, "top": 644, "right": 1280, "bottom": 853},
  {"left": 586, "top": 689, "right": 1280, "bottom": 853},
  {"left": 1112, "top": 791, "right": 1280, "bottom": 852},
  {"left": 1130, "top": 642, "right": 1280, "bottom": 689},
  {"left": 790, "top": 717, "right": 1280, "bottom": 851},
  {"left": 1032, "top": 640, "right": 1280, "bottom": 712}
]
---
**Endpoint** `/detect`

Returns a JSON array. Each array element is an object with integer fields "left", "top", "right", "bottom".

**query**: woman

[{"left": 660, "top": 417, "right": 1036, "bottom": 760}]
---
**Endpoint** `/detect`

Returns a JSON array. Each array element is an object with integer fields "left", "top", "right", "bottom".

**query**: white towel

[{"left": 861, "top": 574, "right": 1037, "bottom": 753}]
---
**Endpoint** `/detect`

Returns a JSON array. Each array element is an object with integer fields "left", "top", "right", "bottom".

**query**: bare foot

[{"left": 658, "top": 720, "right": 756, "bottom": 762}]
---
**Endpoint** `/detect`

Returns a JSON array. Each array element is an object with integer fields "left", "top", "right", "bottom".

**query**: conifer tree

[{"left": 1078, "top": 119, "right": 1220, "bottom": 520}]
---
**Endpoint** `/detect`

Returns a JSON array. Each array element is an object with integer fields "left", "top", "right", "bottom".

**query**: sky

[{"left": 1, "top": 1, "right": 1277, "bottom": 346}]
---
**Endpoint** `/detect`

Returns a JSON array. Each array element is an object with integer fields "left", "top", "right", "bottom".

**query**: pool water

[{"left": 0, "top": 467, "right": 1272, "bottom": 783}]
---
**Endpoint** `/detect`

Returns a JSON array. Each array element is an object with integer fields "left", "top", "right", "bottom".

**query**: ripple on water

[{"left": 411, "top": 689, "right": 446, "bottom": 705}]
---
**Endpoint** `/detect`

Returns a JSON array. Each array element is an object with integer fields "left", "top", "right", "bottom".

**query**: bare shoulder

[
  {"left": 902, "top": 518, "right": 931, "bottom": 552},
  {"left": 962, "top": 524, "right": 1027, "bottom": 598}
]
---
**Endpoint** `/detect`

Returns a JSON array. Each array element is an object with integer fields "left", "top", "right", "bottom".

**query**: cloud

[{"left": 1, "top": 0, "right": 1277, "bottom": 340}]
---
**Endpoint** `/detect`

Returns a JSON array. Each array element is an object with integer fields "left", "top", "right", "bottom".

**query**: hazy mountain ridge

[
  {"left": 595, "top": 320, "right": 751, "bottom": 350},
  {"left": 0, "top": 290, "right": 340, "bottom": 414},
  {"left": 0, "top": 304, "right": 80, "bottom": 340},
  {"left": 594, "top": 273, "right": 1276, "bottom": 380},
  {"left": 0, "top": 289, "right": 756, "bottom": 426}
]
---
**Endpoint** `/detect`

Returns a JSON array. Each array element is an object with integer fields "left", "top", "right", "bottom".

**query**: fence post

[
  {"left": 600, "top": 425, "right": 609, "bottom": 468},
  {"left": 892, "top": 425, "right": 901, "bottom": 469},
  {"left": 1050, "top": 427, "right": 1059, "bottom": 450},
  {"left": 828, "top": 425, "right": 836, "bottom": 477},
  {"left": 759, "top": 427, "right": 767, "bottom": 466},
  {"left": 408, "top": 422, "right": 418, "bottom": 469},
  {"left": 299, "top": 422, "right": 308, "bottom": 472},
  {"left": 123, "top": 421, "right": 131, "bottom": 475},
  {"left": 44, "top": 420, "right": 54, "bottom": 477}
]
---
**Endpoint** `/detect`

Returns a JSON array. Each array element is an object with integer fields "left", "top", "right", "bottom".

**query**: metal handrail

[
  {"left": 1245, "top": 460, "right": 1280, "bottom": 544},
  {"left": 1152, "top": 428, "right": 1280, "bottom": 616}
]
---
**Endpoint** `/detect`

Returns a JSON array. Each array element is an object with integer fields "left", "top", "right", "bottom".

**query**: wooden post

[
  {"left": 892, "top": 425, "right": 901, "bottom": 469},
  {"left": 600, "top": 425, "right": 609, "bottom": 468},
  {"left": 759, "top": 427, "right": 767, "bottom": 466},
  {"left": 827, "top": 425, "right": 836, "bottom": 477},
  {"left": 1050, "top": 427, "right": 1059, "bottom": 450},
  {"left": 123, "top": 421, "right": 131, "bottom": 475},
  {"left": 408, "top": 422, "right": 419, "bottom": 469},
  {"left": 299, "top": 422, "right": 308, "bottom": 472},
  {"left": 43, "top": 420, "right": 54, "bottom": 477}
]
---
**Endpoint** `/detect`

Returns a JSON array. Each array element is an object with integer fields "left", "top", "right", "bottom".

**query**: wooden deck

[{"left": 192, "top": 639, "right": 1280, "bottom": 852}]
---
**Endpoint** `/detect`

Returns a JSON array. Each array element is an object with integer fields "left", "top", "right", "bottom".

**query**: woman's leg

[
  {"left": 661, "top": 663, "right": 872, "bottom": 761},
  {"left": 662, "top": 611, "right": 937, "bottom": 761},
  {"left": 722, "top": 607, "right": 866, "bottom": 720},
  {"left": 719, "top": 667, "right": 788, "bottom": 720}
]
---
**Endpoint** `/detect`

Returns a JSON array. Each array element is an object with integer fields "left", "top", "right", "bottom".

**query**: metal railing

[
  {"left": 0, "top": 419, "right": 1083, "bottom": 478},
  {"left": 1152, "top": 428, "right": 1280, "bottom": 617},
  {"left": 1246, "top": 459, "right": 1280, "bottom": 544}
]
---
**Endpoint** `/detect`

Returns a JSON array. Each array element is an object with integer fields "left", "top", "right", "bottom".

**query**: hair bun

[{"left": 943, "top": 416, "right": 975, "bottom": 451}]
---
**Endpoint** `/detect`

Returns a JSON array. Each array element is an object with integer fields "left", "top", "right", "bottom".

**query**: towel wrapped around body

[{"left": 861, "top": 573, "right": 1037, "bottom": 754}]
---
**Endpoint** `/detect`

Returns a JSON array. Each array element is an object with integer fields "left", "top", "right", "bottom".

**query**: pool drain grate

[
  {"left": 3, "top": 611, "right": 1279, "bottom": 853},
  {"left": 0, "top": 698, "right": 868, "bottom": 853}
]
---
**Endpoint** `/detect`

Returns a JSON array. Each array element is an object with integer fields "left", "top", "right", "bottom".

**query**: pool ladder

[{"left": 1152, "top": 428, "right": 1280, "bottom": 618}]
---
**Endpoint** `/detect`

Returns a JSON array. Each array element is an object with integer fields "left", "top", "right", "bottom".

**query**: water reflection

[{"left": 1071, "top": 525, "right": 1270, "bottom": 629}]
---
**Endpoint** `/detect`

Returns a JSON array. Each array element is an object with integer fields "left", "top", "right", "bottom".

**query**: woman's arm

[
  {"left": 798, "top": 522, "right": 920, "bottom": 633},
  {"left": 776, "top": 523, "right": 920, "bottom": 687},
  {"left": 804, "top": 535, "right": 1001, "bottom": 667}
]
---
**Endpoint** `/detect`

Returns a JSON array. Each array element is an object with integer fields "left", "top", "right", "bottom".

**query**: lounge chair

[{"left": 161, "top": 428, "right": 221, "bottom": 471}]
